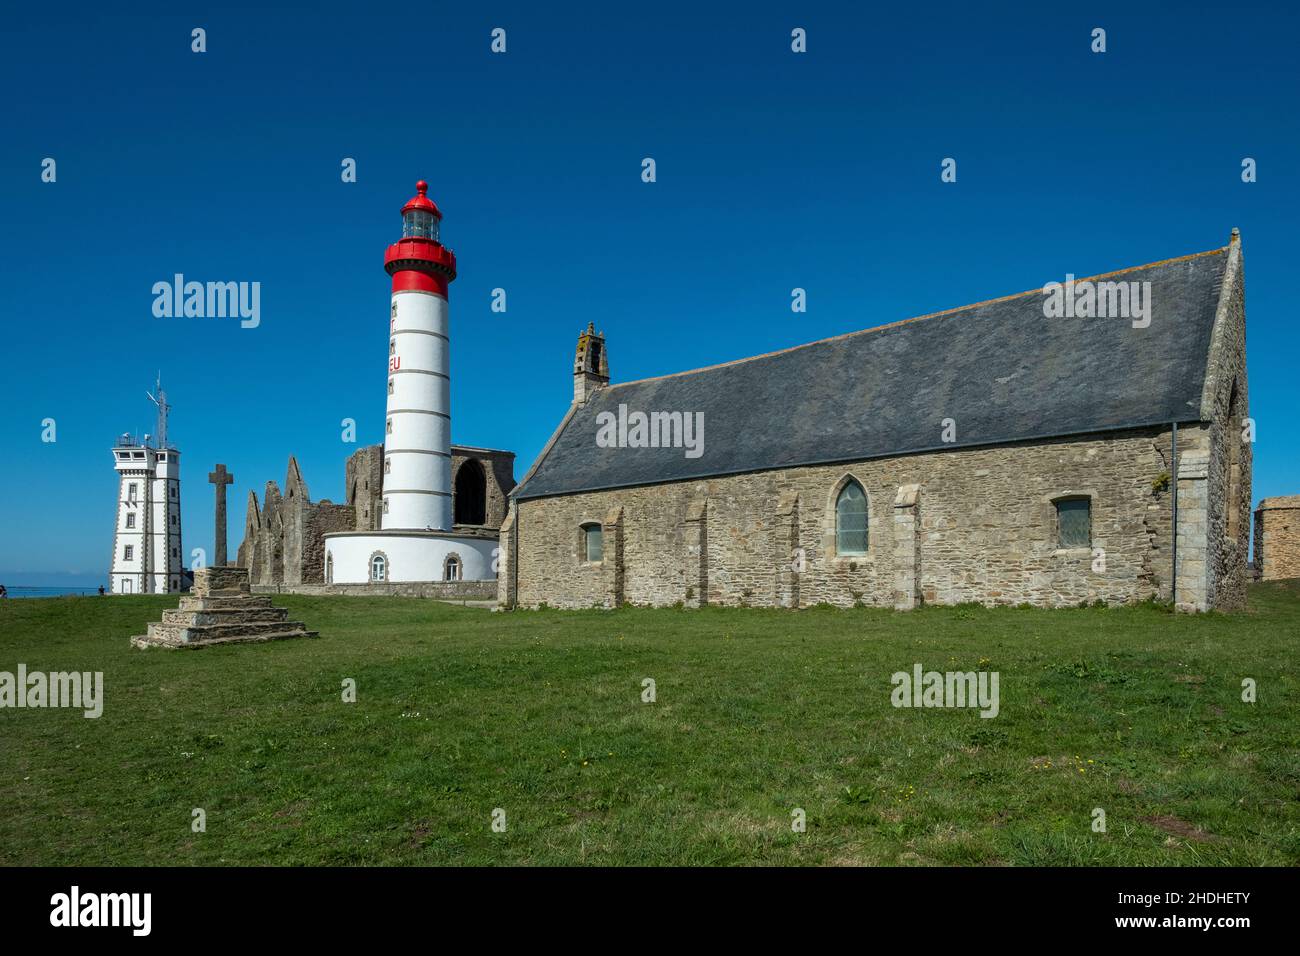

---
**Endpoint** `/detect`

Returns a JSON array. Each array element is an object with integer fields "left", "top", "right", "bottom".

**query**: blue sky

[{"left": 2, "top": 1, "right": 1296, "bottom": 583}]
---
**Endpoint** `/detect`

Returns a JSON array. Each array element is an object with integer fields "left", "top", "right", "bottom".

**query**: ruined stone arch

[{"left": 454, "top": 458, "right": 487, "bottom": 525}]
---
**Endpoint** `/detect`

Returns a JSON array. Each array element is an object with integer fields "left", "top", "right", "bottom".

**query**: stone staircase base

[{"left": 131, "top": 566, "right": 317, "bottom": 649}]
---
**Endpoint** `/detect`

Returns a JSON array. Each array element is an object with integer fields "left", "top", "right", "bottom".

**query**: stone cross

[{"left": 208, "top": 464, "right": 234, "bottom": 566}]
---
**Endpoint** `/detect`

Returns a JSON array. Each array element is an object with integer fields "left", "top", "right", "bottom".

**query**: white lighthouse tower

[
  {"left": 324, "top": 182, "right": 498, "bottom": 583},
  {"left": 383, "top": 180, "right": 455, "bottom": 532},
  {"left": 109, "top": 377, "right": 184, "bottom": 594}
]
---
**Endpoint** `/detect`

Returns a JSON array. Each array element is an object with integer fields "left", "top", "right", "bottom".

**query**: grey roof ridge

[
  {"left": 606, "top": 244, "right": 1230, "bottom": 393},
  {"left": 514, "top": 416, "right": 1206, "bottom": 501}
]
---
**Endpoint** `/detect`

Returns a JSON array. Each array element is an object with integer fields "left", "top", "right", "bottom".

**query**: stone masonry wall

[
  {"left": 302, "top": 503, "right": 356, "bottom": 583},
  {"left": 1254, "top": 497, "right": 1300, "bottom": 581},
  {"left": 1198, "top": 234, "right": 1251, "bottom": 610},
  {"left": 507, "top": 426, "right": 1184, "bottom": 610},
  {"left": 253, "top": 580, "right": 496, "bottom": 600},
  {"left": 345, "top": 445, "right": 385, "bottom": 532}
]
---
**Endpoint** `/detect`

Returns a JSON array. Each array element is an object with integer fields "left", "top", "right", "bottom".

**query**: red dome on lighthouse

[
  {"left": 386, "top": 179, "right": 456, "bottom": 294},
  {"left": 401, "top": 180, "right": 442, "bottom": 220}
]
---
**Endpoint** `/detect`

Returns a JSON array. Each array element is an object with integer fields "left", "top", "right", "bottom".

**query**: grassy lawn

[{"left": 1, "top": 583, "right": 1298, "bottom": 866}]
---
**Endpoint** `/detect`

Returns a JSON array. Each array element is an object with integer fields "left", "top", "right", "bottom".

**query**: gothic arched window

[{"left": 835, "top": 480, "right": 869, "bottom": 555}]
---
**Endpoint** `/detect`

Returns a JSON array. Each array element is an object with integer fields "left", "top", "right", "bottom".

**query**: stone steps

[
  {"left": 162, "top": 606, "right": 288, "bottom": 626},
  {"left": 131, "top": 567, "right": 317, "bottom": 650},
  {"left": 141, "top": 618, "right": 317, "bottom": 646},
  {"left": 177, "top": 594, "right": 274, "bottom": 612},
  {"left": 131, "top": 626, "right": 316, "bottom": 650}
]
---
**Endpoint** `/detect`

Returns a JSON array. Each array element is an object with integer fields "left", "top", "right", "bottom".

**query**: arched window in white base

[
  {"left": 325, "top": 553, "right": 334, "bottom": 584},
  {"left": 444, "top": 554, "right": 462, "bottom": 582},
  {"left": 369, "top": 552, "right": 388, "bottom": 583}
]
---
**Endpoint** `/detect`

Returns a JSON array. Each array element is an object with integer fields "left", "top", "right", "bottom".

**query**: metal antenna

[{"left": 145, "top": 372, "right": 170, "bottom": 448}]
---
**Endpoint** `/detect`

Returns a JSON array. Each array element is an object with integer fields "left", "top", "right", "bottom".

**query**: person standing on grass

[
  {"left": 0, "top": 584, "right": 7, "bottom": 598},
  {"left": 98, "top": 585, "right": 105, "bottom": 596}
]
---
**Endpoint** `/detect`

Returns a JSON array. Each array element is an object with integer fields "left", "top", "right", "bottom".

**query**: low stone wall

[
  {"left": 252, "top": 580, "right": 497, "bottom": 600},
  {"left": 1254, "top": 496, "right": 1300, "bottom": 581}
]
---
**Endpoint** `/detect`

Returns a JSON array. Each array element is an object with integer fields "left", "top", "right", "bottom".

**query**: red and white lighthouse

[
  {"left": 383, "top": 180, "right": 457, "bottom": 532},
  {"left": 323, "top": 182, "right": 499, "bottom": 585}
]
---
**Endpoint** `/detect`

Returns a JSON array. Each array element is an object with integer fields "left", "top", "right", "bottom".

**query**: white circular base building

[{"left": 323, "top": 529, "right": 497, "bottom": 584}]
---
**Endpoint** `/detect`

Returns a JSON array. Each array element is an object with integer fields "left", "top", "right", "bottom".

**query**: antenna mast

[{"left": 145, "top": 372, "right": 171, "bottom": 448}]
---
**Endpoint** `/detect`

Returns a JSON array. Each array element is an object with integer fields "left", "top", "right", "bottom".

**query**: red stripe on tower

[{"left": 384, "top": 180, "right": 457, "bottom": 296}]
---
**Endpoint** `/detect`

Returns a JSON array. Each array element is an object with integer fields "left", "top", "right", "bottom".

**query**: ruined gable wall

[{"left": 1200, "top": 239, "right": 1251, "bottom": 610}]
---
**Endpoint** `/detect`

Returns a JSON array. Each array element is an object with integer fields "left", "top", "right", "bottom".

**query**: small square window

[
  {"left": 126, "top": 513, "right": 136, "bottom": 529},
  {"left": 1056, "top": 498, "right": 1091, "bottom": 549},
  {"left": 124, "top": 545, "right": 134, "bottom": 561},
  {"left": 386, "top": 418, "right": 393, "bottom": 435}
]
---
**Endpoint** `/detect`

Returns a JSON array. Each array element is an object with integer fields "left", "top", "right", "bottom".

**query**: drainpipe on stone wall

[
  {"left": 1171, "top": 422, "right": 1179, "bottom": 603},
  {"left": 511, "top": 496, "right": 520, "bottom": 610}
]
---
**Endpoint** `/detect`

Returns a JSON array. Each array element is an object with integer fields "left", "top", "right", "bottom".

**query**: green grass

[{"left": 2, "top": 583, "right": 1298, "bottom": 866}]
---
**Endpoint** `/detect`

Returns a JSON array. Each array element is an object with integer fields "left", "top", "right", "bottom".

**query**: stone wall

[
  {"left": 345, "top": 445, "right": 384, "bottom": 532},
  {"left": 505, "top": 426, "right": 1193, "bottom": 610},
  {"left": 1197, "top": 232, "right": 1251, "bottom": 610},
  {"left": 1254, "top": 496, "right": 1300, "bottom": 581},
  {"left": 253, "top": 580, "right": 496, "bottom": 600}
]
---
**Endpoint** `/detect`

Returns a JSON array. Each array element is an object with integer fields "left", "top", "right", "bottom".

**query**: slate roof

[{"left": 515, "top": 246, "right": 1229, "bottom": 501}]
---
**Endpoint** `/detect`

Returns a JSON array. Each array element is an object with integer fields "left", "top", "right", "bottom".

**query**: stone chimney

[{"left": 573, "top": 322, "right": 609, "bottom": 404}]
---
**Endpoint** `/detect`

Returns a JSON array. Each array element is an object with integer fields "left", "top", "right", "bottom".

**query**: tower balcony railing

[{"left": 112, "top": 434, "right": 178, "bottom": 450}]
